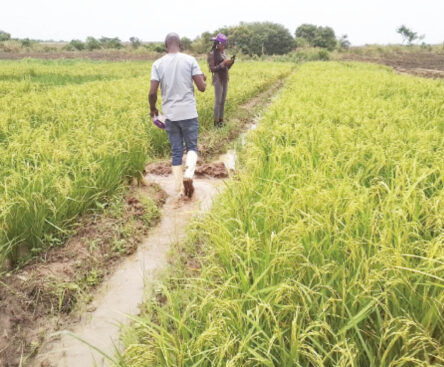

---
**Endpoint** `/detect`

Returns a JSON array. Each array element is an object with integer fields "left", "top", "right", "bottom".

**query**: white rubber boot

[
  {"left": 183, "top": 150, "right": 197, "bottom": 198},
  {"left": 184, "top": 150, "right": 197, "bottom": 179},
  {"left": 172, "top": 165, "right": 183, "bottom": 196}
]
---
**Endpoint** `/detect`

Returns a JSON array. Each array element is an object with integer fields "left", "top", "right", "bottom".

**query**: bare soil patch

[
  {"left": 196, "top": 162, "right": 228, "bottom": 178},
  {"left": 145, "top": 161, "right": 229, "bottom": 179},
  {"left": 144, "top": 161, "right": 172, "bottom": 176},
  {"left": 0, "top": 183, "right": 166, "bottom": 367},
  {"left": 341, "top": 51, "right": 444, "bottom": 78}
]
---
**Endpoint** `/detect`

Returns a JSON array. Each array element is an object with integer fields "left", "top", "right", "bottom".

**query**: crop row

[
  {"left": 0, "top": 60, "right": 293, "bottom": 264},
  {"left": 120, "top": 62, "right": 444, "bottom": 366}
]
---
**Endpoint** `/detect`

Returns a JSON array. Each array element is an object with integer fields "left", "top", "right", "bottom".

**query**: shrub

[
  {"left": 85, "top": 37, "right": 101, "bottom": 51},
  {"left": 66, "top": 39, "right": 85, "bottom": 51},
  {"left": 0, "top": 30, "right": 11, "bottom": 42},
  {"left": 20, "top": 38, "right": 34, "bottom": 48},
  {"left": 129, "top": 37, "right": 141, "bottom": 49},
  {"left": 99, "top": 37, "right": 123, "bottom": 49},
  {"left": 318, "top": 49, "right": 330, "bottom": 60}
]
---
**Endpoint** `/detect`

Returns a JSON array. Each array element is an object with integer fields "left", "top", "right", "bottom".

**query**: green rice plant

[
  {"left": 0, "top": 59, "right": 150, "bottom": 96},
  {"left": 120, "top": 62, "right": 444, "bottom": 366},
  {"left": 0, "top": 60, "right": 293, "bottom": 264}
]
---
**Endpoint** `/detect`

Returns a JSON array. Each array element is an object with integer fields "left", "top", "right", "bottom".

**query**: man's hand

[
  {"left": 223, "top": 59, "right": 233, "bottom": 66},
  {"left": 150, "top": 108, "right": 159, "bottom": 118},
  {"left": 202, "top": 73, "right": 207, "bottom": 82},
  {"left": 148, "top": 80, "right": 159, "bottom": 117},
  {"left": 192, "top": 74, "right": 206, "bottom": 92}
]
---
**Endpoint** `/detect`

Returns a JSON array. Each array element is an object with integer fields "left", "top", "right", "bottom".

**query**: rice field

[
  {"left": 120, "top": 62, "right": 444, "bottom": 366},
  {"left": 0, "top": 59, "right": 293, "bottom": 264}
]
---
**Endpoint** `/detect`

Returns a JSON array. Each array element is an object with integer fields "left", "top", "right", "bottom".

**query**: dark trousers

[{"left": 213, "top": 74, "right": 228, "bottom": 121}]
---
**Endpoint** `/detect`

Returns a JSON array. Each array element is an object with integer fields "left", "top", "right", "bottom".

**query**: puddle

[
  {"left": 219, "top": 149, "right": 237, "bottom": 171},
  {"left": 33, "top": 117, "right": 261, "bottom": 367},
  {"left": 241, "top": 121, "right": 257, "bottom": 146},
  {"left": 218, "top": 120, "right": 258, "bottom": 172}
]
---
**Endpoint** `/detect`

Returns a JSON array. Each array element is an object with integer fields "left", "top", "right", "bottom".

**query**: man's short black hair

[{"left": 165, "top": 32, "right": 181, "bottom": 48}]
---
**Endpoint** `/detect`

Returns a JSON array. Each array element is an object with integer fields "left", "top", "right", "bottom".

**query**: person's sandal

[{"left": 214, "top": 119, "right": 224, "bottom": 128}]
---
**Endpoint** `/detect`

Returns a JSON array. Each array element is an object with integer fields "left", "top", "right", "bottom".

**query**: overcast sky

[{"left": 2, "top": 0, "right": 443, "bottom": 45}]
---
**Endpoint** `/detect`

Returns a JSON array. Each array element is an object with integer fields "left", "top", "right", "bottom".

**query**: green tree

[
  {"left": 249, "top": 22, "right": 294, "bottom": 55},
  {"left": 144, "top": 42, "right": 164, "bottom": 53},
  {"left": 230, "top": 25, "right": 254, "bottom": 55},
  {"left": 153, "top": 43, "right": 164, "bottom": 52},
  {"left": 295, "top": 24, "right": 317, "bottom": 45},
  {"left": 295, "top": 24, "right": 337, "bottom": 50},
  {"left": 129, "top": 37, "right": 141, "bottom": 49},
  {"left": 208, "top": 22, "right": 294, "bottom": 56},
  {"left": 313, "top": 26, "right": 337, "bottom": 50},
  {"left": 99, "top": 37, "right": 123, "bottom": 49},
  {"left": 20, "top": 38, "right": 34, "bottom": 48},
  {"left": 294, "top": 37, "right": 309, "bottom": 48},
  {"left": 0, "top": 30, "right": 11, "bottom": 42},
  {"left": 67, "top": 39, "right": 85, "bottom": 51},
  {"left": 396, "top": 25, "right": 419, "bottom": 45},
  {"left": 191, "top": 32, "right": 213, "bottom": 54},
  {"left": 85, "top": 36, "right": 101, "bottom": 50},
  {"left": 180, "top": 37, "right": 192, "bottom": 51}
]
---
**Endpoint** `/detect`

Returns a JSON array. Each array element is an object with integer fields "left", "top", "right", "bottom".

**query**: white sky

[{"left": 1, "top": 0, "right": 443, "bottom": 45}]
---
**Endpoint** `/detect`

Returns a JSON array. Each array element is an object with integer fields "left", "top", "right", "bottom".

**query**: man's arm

[
  {"left": 193, "top": 74, "right": 206, "bottom": 92},
  {"left": 148, "top": 80, "right": 159, "bottom": 117},
  {"left": 208, "top": 52, "right": 227, "bottom": 72},
  {"left": 191, "top": 57, "right": 206, "bottom": 92}
]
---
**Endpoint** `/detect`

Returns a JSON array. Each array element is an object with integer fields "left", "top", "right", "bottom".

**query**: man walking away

[{"left": 149, "top": 33, "right": 206, "bottom": 199}]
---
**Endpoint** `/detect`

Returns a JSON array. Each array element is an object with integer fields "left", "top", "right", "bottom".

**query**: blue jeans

[{"left": 165, "top": 117, "right": 199, "bottom": 166}]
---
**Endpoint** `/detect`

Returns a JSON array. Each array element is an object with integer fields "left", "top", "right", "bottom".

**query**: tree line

[
  {"left": 0, "top": 23, "right": 346, "bottom": 55},
  {"left": 185, "top": 23, "right": 349, "bottom": 55},
  {"left": 69, "top": 23, "right": 348, "bottom": 55},
  {"left": 0, "top": 23, "right": 431, "bottom": 55}
]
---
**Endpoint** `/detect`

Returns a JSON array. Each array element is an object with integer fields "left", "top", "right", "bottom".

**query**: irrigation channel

[{"left": 33, "top": 121, "right": 259, "bottom": 367}]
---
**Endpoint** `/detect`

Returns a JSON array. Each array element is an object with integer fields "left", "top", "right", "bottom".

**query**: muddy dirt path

[{"left": 33, "top": 173, "right": 224, "bottom": 366}]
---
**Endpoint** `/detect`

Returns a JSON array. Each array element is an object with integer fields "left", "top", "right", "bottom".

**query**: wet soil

[
  {"left": 0, "top": 184, "right": 167, "bottom": 367},
  {"left": 341, "top": 51, "right": 444, "bottom": 78},
  {"left": 145, "top": 161, "right": 229, "bottom": 179}
]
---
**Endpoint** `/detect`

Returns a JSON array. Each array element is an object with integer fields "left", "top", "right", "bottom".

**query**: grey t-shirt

[{"left": 151, "top": 52, "right": 203, "bottom": 122}]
